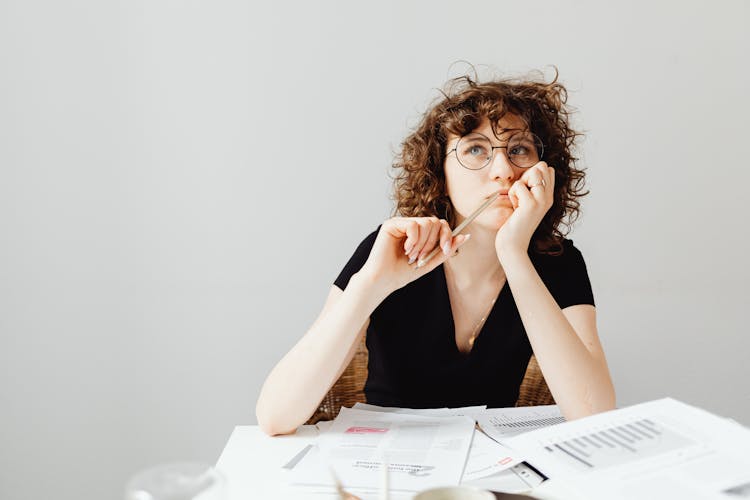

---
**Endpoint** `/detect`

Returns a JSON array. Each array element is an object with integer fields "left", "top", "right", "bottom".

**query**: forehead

[{"left": 448, "top": 114, "right": 529, "bottom": 142}]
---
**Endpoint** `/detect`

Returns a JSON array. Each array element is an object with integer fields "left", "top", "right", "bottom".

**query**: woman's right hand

[{"left": 358, "top": 217, "right": 470, "bottom": 296}]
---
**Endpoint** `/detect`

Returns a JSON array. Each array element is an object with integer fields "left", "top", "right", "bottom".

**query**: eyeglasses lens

[{"left": 456, "top": 132, "right": 543, "bottom": 170}]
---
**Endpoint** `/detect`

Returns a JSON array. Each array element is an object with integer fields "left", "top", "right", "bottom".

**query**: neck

[{"left": 443, "top": 222, "right": 505, "bottom": 289}]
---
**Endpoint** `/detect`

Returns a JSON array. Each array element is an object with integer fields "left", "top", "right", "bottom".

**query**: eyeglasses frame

[{"left": 445, "top": 131, "right": 544, "bottom": 170}]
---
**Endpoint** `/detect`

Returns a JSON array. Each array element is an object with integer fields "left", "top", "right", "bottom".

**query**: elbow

[
  {"left": 589, "top": 384, "right": 617, "bottom": 417},
  {"left": 562, "top": 382, "right": 617, "bottom": 421},
  {"left": 256, "top": 400, "right": 302, "bottom": 437},
  {"left": 592, "top": 377, "right": 617, "bottom": 414},
  {"left": 258, "top": 418, "right": 296, "bottom": 437}
]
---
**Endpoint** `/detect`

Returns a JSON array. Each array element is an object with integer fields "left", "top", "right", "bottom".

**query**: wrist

[
  {"left": 350, "top": 269, "right": 392, "bottom": 304},
  {"left": 496, "top": 246, "right": 532, "bottom": 269}
]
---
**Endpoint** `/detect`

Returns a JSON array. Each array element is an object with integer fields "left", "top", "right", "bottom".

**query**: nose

[{"left": 487, "top": 148, "right": 518, "bottom": 183}]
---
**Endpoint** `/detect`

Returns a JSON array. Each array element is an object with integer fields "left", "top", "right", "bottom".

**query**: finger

[
  {"left": 438, "top": 219, "right": 452, "bottom": 255},
  {"left": 417, "top": 218, "right": 442, "bottom": 262},
  {"left": 415, "top": 233, "right": 471, "bottom": 274},
  {"left": 508, "top": 182, "right": 522, "bottom": 209},
  {"left": 521, "top": 166, "right": 545, "bottom": 190},
  {"left": 510, "top": 179, "right": 535, "bottom": 206},
  {"left": 450, "top": 233, "right": 471, "bottom": 255},
  {"left": 526, "top": 171, "right": 547, "bottom": 201},
  {"left": 537, "top": 162, "right": 553, "bottom": 191},
  {"left": 408, "top": 218, "right": 435, "bottom": 262},
  {"left": 384, "top": 218, "right": 419, "bottom": 255},
  {"left": 414, "top": 220, "right": 451, "bottom": 268},
  {"left": 401, "top": 219, "right": 419, "bottom": 255}
]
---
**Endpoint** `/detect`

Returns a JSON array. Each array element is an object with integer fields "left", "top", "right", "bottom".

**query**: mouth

[{"left": 486, "top": 190, "right": 509, "bottom": 199}]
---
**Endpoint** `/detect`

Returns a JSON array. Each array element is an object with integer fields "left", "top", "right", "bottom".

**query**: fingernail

[
  {"left": 461, "top": 234, "right": 472, "bottom": 245},
  {"left": 404, "top": 244, "right": 412, "bottom": 255},
  {"left": 442, "top": 242, "right": 451, "bottom": 255},
  {"left": 408, "top": 255, "right": 416, "bottom": 265}
]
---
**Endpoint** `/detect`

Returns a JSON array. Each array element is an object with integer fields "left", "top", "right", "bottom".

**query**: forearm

[
  {"left": 256, "top": 272, "right": 387, "bottom": 435},
  {"left": 501, "top": 251, "right": 615, "bottom": 419}
]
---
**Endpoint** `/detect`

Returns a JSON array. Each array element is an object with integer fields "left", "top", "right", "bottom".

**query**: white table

[{"left": 215, "top": 425, "right": 577, "bottom": 500}]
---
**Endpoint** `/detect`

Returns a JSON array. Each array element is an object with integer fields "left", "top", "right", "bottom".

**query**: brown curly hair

[{"left": 392, "top": 68, "right": 588, "bottom": 255}]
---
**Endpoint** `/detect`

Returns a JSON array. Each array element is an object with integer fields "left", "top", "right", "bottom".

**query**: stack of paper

[
  {"left": 283, "top": 404, "right": 558, "bottom": 499},
  {"left": 282, "top": 398, "right": 750, "bottom": 499},
  {"left": 504, "top": 398, "right": 750, "bottom": 500},
  {"left": 289, "top": 407, "right": 475, "bottom": 497}
]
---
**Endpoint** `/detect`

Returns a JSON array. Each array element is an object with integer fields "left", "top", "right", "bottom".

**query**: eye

[
  {"left": 509, "top": 145, "right": 530, "bottom": 156},
  {"left": 460, "top": 140, "right": 489, "bottom": 157},
  {"left": 509, "top": 137, "right": 537, "bottom": 157},
  {"left": 468, "top": 145, "right": 486, "bottom": 156}
]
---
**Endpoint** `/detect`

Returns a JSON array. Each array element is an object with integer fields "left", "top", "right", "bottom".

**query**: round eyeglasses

[{"left": 446, "top": 131, "right": 544, "bottom": 170}]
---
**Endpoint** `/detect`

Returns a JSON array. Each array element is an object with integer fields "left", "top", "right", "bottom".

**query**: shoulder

[
  {"left": 531, "top": 238, "right": 595, "bottom": 308},
  {"left": 333, "top": 226, "right": 381, "bottom": 291},
  {"left": 530, "top": 238, "right": 586, "bottom": 265},
  {"left": 356, "top": 226, "right": 381, "bottom": 251},
  {"left": 529, "top": 238, "right": 591, "bottom": 283}
]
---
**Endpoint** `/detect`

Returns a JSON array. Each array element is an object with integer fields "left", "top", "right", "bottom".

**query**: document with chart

[
  {"left": 474, "top": 404, "right": 565, "bottom": 442},
  {"left": 505, "top": 398, "right": 750, "bottom": 500}
]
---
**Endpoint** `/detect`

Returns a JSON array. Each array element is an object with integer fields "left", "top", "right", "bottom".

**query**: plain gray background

[{"left": 1, "top": 1, "right": 748, "bottom": 499}]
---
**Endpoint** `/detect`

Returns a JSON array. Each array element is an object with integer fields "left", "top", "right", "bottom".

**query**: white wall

[{"left": 1, "top": 1, "right": 748, "bottom": 499}]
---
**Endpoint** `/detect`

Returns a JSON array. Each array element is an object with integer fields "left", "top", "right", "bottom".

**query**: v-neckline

[{"left": 438, "top": 264, "right": 508, "bottom": 356}]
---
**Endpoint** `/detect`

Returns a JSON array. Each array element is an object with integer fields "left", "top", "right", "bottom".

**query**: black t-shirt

[{"left": 334, "top": 227, "right": 595, "bottom": 409}]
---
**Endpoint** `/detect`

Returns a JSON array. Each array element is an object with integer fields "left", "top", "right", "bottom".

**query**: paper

[
  {"left": 474, "top": 405, "right": 564, "bottom": 442},
  {"left": 462, "top": 462, "right": 546, "bottom": 494},
  {"left": 353, "top": 402, "right": 486, "bottom": 417},
  {"left": 291, "top": 407, "right": 475, "bottom": 493},
  {"left": 460, "top": 428, "right": 523, "bottom": 482},
  {"left": 350, "top": 404, "right": 523, "bottom": 482},
  {"left": 504, "top": 398, "right": 750, "bottom": 500}
]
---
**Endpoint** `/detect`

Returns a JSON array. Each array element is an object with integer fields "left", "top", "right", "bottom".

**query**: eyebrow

[
  {"left": 447, "top": 128, "right": 531, "bottom": 149},
  {"left": 491, "top": 127, "right": 528, "bottom": 139}
]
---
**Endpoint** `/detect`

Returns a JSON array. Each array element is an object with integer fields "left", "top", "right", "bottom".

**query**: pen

[
  {"left": 415, "top": 192, "right": 500, "bottom": 269},
  {"left": 379, "top": 459, "right": 389, "bottom": 500},
  {"left": 330, "top": 467, "right": 361, "bottom": 500}
]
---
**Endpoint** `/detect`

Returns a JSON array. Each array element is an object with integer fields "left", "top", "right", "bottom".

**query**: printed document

[
  {"left": 504, "top": 398, "right": 750, "bottom": 500},
  {"left": 352, "top": 403, "right": 524, "bottom": 480},
  {"left": 353, "top": 402, "right": 486, "bottom": 417},
  {"left": 292, "top": 407, "right": 475, "bottom": 493},
  {"left": 474, "top": 404, "right": 564, "bottom": 442}
]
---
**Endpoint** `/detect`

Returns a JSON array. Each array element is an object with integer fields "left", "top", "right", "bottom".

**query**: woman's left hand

[{"left": 495, "top": 162, "right": 555, "bottom": 259}]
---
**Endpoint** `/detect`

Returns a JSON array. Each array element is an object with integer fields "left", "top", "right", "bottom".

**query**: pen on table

[
  {"left": 379, "top": 459, "right": 389, "bottom": 500},
  {"left": 415, "top": 192, "right": 500, "bottom": 269},
  {"left": 329, "top": 467, "right": 361, "bottom": 500}
]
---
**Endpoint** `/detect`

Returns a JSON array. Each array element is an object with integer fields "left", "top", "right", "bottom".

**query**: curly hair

[{"left": 392, "top": 68, "right": 588, "bottom": 255}]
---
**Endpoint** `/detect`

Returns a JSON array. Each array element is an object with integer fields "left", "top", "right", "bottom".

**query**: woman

[{"left": 256, "top": 71, "right": 616, "bottom": 436}]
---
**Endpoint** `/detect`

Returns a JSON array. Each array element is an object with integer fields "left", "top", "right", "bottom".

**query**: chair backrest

[{"left": 306, "top": 337, "right": 554, "bottom": 424}]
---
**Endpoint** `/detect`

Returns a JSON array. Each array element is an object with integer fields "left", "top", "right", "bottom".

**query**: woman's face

[{"left": 444, "top": 114, "right": 531, "bottom": 230}]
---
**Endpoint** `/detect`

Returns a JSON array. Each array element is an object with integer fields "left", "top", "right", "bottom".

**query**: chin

[{"left": 475, "top": 208, "right": 512, "bottom": 230}]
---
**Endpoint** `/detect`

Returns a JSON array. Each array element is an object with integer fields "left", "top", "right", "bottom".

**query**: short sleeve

[
  {"left": 533, "top": 239, "right": 595, "bottom": 309},
  {"left": 333, "top": 227, "right": 380, "bottom": 291}
]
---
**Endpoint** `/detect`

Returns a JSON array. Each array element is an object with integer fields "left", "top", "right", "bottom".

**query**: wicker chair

[{"left": 306, "top": 337, "right": 555, "bottom": 424}]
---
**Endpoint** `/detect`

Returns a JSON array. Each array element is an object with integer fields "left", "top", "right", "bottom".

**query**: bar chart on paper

[
  {"left": 475, "top": 405, "right": 565, "bottom": 442},
  {"left": 535, "top": 417, "right": 695, "bottom": 471},
  {"left": 489, "top": 412, "right": 565, "bottom": 436}
]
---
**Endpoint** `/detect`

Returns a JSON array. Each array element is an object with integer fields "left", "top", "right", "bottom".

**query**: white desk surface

[{"left": 215, "top": 425, "right": 576, "bottom": 500}]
